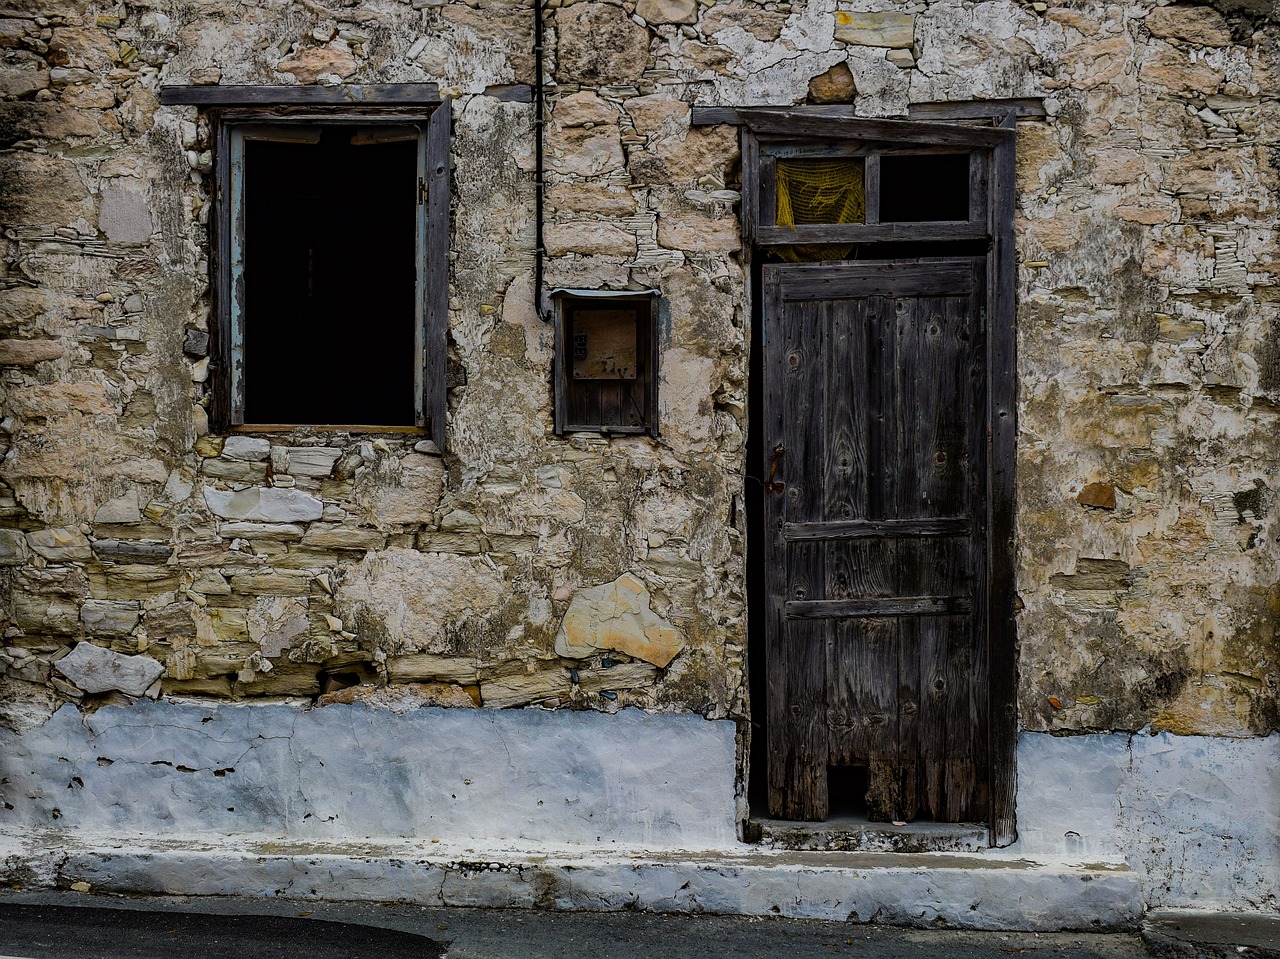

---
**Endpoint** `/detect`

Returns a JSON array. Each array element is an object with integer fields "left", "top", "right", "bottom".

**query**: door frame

[{"left": 693, "top": 106, "right": 1017, "bottom": 845}]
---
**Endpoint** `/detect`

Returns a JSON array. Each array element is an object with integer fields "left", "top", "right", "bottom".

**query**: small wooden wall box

[{"left": 552, "top": 289, "right": 660, "bottom": 437}]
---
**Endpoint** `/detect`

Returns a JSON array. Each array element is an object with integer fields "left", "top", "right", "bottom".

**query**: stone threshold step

[
  {"left": 0, "top": 833, "right": 1140, "bottom": 932},
  {"left": 747, "top": 815, "right": 990, "bottom": 852}
]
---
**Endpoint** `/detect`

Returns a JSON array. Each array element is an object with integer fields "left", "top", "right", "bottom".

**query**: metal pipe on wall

[{"left": 534, "top": 0, "right": 549, "bottom": 322}]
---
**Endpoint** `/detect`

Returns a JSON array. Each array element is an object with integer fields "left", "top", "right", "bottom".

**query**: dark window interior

[
  {"left": 559, "top": 297, "right": 652, "bottom": 433},
  {"left": 243, "top": 126, "right": 417, "bottom": 425},
  {"left": 879, "top": 153, "right": 971, "bottom": 223}
]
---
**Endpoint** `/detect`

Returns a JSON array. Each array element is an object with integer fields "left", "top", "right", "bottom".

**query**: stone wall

[
  {"left": 0, "top": 0, "right": 749, "bottom": 729},
  {"left": 0, "top": 0, "right": 1276, "bottom": 840},
  {"left": 1005, "top": 1, "right": 1280, "bottom": 740}
]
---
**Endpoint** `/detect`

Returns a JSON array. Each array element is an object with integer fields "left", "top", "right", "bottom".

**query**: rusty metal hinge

[{"left": 418, "top": 177, "right": 427, "bottom": 205}]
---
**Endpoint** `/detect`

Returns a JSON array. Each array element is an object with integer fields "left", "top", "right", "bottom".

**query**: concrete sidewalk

[{"left": 0, "top": 830, "right": 1142, "bottom": 931}]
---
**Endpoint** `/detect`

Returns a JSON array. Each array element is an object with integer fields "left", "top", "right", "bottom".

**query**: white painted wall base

[
  {"left": 0, "top": 702, "right": 1275, "bottom": 918},
  {"left": 0, "top": 702, "right": 739, "bottom": 850},
  {"left": 1014, "top": 730, "right": 1279, "bottom": 913}
]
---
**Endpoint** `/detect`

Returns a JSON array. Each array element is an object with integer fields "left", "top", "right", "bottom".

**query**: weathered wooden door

[{"left": 764, "top": 257, "right": 989, "bottom": 823}]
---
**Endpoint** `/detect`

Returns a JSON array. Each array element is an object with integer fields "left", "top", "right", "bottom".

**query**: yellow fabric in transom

[{"left": 774, "top": 157, "right": 865, "bottom": 262}]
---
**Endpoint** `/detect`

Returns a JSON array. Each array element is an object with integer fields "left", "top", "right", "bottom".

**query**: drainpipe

[{"left": 534, "top": 0, "right": 549, "bottom": 322}]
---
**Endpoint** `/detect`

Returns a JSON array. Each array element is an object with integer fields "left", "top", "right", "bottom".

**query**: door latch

[{"left": 766, "top": 443, "right": 786, "bottom": 494}]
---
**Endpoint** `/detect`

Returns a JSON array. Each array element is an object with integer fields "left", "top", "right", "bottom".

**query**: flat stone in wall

[
  {"left": 204, "top": 487, "right": 324, "bottom": 523},
  {"left": 54, "top": 642, "right": 163, "bottom": 697}
]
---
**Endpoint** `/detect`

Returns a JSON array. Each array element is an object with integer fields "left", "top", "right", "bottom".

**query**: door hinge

[
  {"left": 979, "top": 306, "right": 987, "bottom": 334},
  {"left": 418, "top": 177, "right": 427, "bottom": 205}
]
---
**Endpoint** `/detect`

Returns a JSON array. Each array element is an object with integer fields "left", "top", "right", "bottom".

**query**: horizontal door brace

[
  {"left": 785, "top": 596, "right": 973, "bottom": 619},
  {"left": 783, "top": 518, "right": 971, "bottom": 541}
]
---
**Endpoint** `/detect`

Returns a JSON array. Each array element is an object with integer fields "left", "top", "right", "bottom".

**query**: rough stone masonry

[{"left": 0, "top": 0, "right": 1276, "bottom": 919}]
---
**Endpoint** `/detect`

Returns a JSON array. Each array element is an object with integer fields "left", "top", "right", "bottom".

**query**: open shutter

[{"left": 423, "top": 100, "right": 451, "bottom": 448}]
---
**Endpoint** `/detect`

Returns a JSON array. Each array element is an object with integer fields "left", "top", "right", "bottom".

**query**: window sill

[
  {"left": 231, "top": 424, "right": 426, "bottom": 435},
  {"left": 559, "top": 425, "right": 652, "bottom": 436}
]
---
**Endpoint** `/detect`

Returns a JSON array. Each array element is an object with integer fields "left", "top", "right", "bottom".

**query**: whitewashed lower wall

[
  {"left": 1014, "top": 730, "right": 1280, "bottom": 912},
  {"left": 0, "top": 702, "right": 740, "bottom": 850},
  {"left": 2, "top": 706, "right": 1275, "bottom": 913}
]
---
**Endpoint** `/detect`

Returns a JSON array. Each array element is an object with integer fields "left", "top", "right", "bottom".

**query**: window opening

[
  {"left": 239, "top": 125, "right": 419, "bottom": 426},
  {"left": 774, "top": 157, "right": 865, "bottom": 262},
  {"left": 775, "top": 158, "right": 866, "bottom": 226},
  {"left": 879, "top": 153, "right": 970, "bottom": 223},
  {"left": 160, "top": 85, "right": 448, "bottom": 441}
]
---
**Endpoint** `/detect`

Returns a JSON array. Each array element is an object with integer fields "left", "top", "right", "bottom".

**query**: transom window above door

[
  {"left": 758, "top": 145, "right": 987, "bottom": 244},
  {"left": 770, "top": 152, "right": 973, "bottom": 228},
  {"left": 695, "top": 107, "right": 1011, "bottom": 248}
]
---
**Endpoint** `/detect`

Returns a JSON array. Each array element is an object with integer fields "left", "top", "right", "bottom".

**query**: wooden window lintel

[{"left": 161, "top": 83, "right": 441, "bottom": 107}]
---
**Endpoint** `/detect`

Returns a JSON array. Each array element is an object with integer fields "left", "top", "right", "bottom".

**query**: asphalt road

[
  {"left": 0, "top": 902, "right": 445, "bottom": 959},
  {"left": 0, "top": 890, "right": 1161, "bottom": 959}
]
